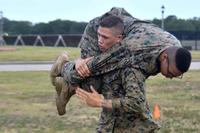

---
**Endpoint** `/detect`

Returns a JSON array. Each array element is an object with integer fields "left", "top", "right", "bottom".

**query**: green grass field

[
  {"left": 0, "top": 46, "right": 199, "bottom": 133},
  {"left": 0, "top": 71, "right": 199, "bottom": 133},
  {"left": 0, "top": 46, "right": 199, "bottom": 61},
  {"left": 0, "top": 46, "right": 80, "bottom": 61}
]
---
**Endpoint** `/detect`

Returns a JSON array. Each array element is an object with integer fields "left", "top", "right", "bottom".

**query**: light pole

[
  {"left": 161, "top": 5, "right": 165, "bottom": 30},
  {"left": 0, "top": 11, "right": 4, "bottom": 46}
]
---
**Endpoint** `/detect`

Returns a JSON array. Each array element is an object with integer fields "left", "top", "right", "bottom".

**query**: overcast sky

[{"left": 0, "top": 0, "right": 199, "bottom": 23}]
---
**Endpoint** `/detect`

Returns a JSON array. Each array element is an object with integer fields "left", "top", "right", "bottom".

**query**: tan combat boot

[
  {"left": 50, "top": 52, "right": 69, "bottom": 86},
  {"left": 50, "top": 52, "right": 74, "bottom": 115},
  {"left": 55, "top": 77, "right": 75, "bottom": 115}
]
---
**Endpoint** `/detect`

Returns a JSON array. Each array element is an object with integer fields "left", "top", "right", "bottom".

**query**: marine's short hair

[
  {"left": 99, "top": 15, "right": 124, "bottom": 35},
  {"left": 175, "top": 48, "right": 192, "bottom": 73}
]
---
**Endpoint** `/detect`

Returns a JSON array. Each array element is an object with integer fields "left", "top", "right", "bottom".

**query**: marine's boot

[
  {"left": 54, "top": 77, "right": 63, "bottom": 95},
  {"left": 50, "top": 52, "right": 69, "bottom": 86},
  {"left": 50, "top": 52, "right": 74, "bottom": 115},
  {"left": 55, "top": 77, "right": 76, "bottom": 116}
]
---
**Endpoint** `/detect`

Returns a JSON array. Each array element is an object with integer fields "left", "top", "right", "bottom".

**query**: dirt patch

[{"left": 0, "top": 47, "right": 16, "bottom": 51}]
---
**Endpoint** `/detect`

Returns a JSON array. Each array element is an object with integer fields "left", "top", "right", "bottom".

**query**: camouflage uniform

[{"left": 62, "top": 7, "right": 182, "bottom": 133}]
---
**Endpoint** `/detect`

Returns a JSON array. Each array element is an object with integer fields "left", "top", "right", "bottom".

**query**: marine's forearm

[{"left": 87, "top": 44, "right": 132, "bottom": 76}]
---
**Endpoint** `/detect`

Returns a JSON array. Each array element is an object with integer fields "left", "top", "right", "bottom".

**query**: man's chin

[{"left": 100, "top": 48, "right": 105, "bottom": 52}]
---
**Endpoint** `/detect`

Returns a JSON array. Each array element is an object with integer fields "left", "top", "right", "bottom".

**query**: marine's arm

[
  {"left": 75, "top": 67, "right": 148, "bottom": 118},
  {"left": 63, "top": 43, "right": 132, "bottom": 84}
]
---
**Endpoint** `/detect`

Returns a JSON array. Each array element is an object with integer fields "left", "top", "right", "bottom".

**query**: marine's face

[
  {"left": 97, "top": 26, "right": 121, "bottom": 52},
  {"left": 160, "top": 54, "right": 183, "bottom": 79}
]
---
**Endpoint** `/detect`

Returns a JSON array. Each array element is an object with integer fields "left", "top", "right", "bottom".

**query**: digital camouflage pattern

[{"left": 61, "top": 7, "right": 182, "bottom": 133}]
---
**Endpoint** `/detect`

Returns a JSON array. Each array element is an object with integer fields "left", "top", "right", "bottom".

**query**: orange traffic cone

[{"left": 153, "top": 104, "right": 161, "bottom": 120}]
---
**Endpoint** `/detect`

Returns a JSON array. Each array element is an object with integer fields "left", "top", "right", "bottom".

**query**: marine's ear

[
  {"left": 159, "top": 51, "right": 168, "bottom": 62},
  {"left": 116, "top": 34, "right": 123, "bottom": 43}
]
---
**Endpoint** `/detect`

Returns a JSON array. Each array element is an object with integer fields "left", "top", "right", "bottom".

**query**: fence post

[
  {"left": 33, "top": 35, "right": 45, "bottom": 46},
  {"left": 0, "top": 35, "right": 6, "bottom": 46},
  {"left": 54, "top": 35, "right": 66, "bottom": 47},
  {"left": 14, "top": 35, "right": 25, "bottom": 46}
]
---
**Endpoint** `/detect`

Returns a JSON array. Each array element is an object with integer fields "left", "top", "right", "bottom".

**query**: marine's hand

[
  {"left": 75, "top": 57, "right": 93, "bottom": 77},
  {"left": 76, "top": 86, "right": 103, "bottom": 108}
]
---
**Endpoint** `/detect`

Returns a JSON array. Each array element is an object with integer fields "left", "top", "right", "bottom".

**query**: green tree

[
  {"left": 190, "top": 17, "right": 200, "bottom": 31},
  {"left": 32, "top": 22, "right": 53, "bottom": 34},
  {"left": 165, "top": 15, "right": 195, "bottom": 31},
  {"left": 3, "top": 18, "right": 32, "bottom": 34}
]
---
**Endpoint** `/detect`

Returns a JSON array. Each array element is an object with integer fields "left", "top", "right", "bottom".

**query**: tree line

[
  {"left": 2, "top": 18, "right": 87, "bottom": 35},
  {"left": 2, "top": 15, "right": 200, "bottom": 39}
]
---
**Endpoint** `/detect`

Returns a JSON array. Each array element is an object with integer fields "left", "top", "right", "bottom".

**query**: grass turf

[
  {"left": 0, "top": 46, "right": 199, "bottom": 61},
  {"left": 0, "top": 70, "right": 199, "bottom": 133}
]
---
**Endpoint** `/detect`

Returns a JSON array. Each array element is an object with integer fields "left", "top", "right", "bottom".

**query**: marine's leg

[
  {"left": 61, "top": 44, "right": 132, "bottom": 86},
  {"left": 55, "top": 76, "right": 76, "bottom": 115},
  {"left": 50, "top": 52, "right": 69, "bottom": 86},
  {"left": 50, "top": 52, "right": 76, "bottom": 115},
  {"left": 86, "top": 44, "right": 132, "bottom": 76}
]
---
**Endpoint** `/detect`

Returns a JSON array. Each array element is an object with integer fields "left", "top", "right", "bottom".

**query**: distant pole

[
  {"left": 161, "top": 5, "right": 165, "bottom": 30},
  {"left": 0, "top": 11, "right": 4, "bottom": 46}
]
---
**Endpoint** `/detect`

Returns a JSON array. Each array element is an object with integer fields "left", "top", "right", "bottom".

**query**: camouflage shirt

[{"left": 64, "top": 7, "right": 181, "bottom": 133}]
